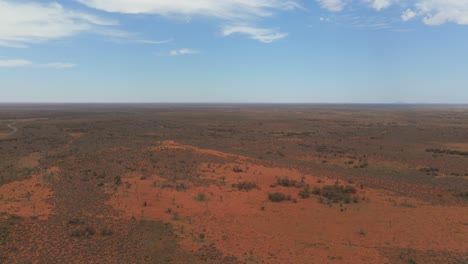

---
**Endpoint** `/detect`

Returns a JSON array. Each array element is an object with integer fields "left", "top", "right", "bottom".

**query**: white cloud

[
  {"left": 0, "top": 59, "right": 32, "bottom": 67},
  {"left": 0, "top": 59, "right": 76, "bottom": 68},
  {"left": 414, "top": 0, "right": 468, "bottom": 25},
  {"left": 316, "top": 0, "right": 346, "bottom": 12},
  {"left": 222, "top": 25, "right": 287, "bottom": 43},
  {"left": 168, "top": 49, "right": 199, "bottom": 56},
  {"left": 0, "top": 0, "right": 117, "bottom": 47},
  {"left": 367, "top": 0, "right": 393, "bottom": 11},
  {"left": 401, "top": 9, "right": 416, "bottom": 21},
  {"left": 315, "top": 0, "right": 468, "bottom": 27},
  {"left": 77, "top": 0, "right": 299, "bottom": 20}
]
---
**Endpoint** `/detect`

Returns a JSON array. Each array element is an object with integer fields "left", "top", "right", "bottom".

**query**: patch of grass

[{"left": 232, "top": 181, "right": 258, "bottom": 191}]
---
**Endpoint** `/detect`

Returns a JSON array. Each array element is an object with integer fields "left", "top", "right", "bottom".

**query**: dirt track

[{"left": 0, "top": 123, "right": 17, "bottom": 138}]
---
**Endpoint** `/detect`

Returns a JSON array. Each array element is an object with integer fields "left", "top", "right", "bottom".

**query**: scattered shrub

[
  {"left": 358, "top": 229, "right": 366, "bottom": 236},
  {"left": 68, "top": 218, "right": 85, "bottom": 225},
  {"left": 232, "top": 167, "right": 243, "bottom": 173},
  {"left": 298, "top": 187, "right": 310, "bottom": 199},
  {"left": 312, "top": 187, "right": 321, "bottom": 195},
  {"left": 317, "top": 184, "right": 359, "bottom": 204},
  {"left": 195, "top": 192, "right": 207, "bottom": 202},
  {"left": 100, "top": 228, "right": 113, "bottom": 236},
  {"left": 175, "top": 182, "right": 187, "bottom": 191},
  {"left": 233, "top": 181, "right": 258, "bottom": 191},
  {"left": 276, "top": 177, "right": 297, "bottom": 187},
  {"left": 268, "top": 192, "right": 289, "bottom": 202},
  {"left": 400, "top": 202, "right": 416, "bottom": 208},
  {"left": 114, "top": 176, "right": 122, "bottom": 185},
  {"left": 71, "top": 226, "right": 96, "bottom": 238}
]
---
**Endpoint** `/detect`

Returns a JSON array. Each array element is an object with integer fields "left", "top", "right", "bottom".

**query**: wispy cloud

[
  {"left": 318, "top": 14, "right": 395, "bottom": 30},
  {"left": 316, "top": 0, "right": 346, "bottom": 12},
  {"left": 0, "top": 59, "right": 76, "bottom": 68},
  {"left": 77, "top": 0, "right": 298, "bottom": 42},
  {"left": 222, "top": 25, "right": 288, "bottom": 43},
  {"left": 0, "top": 0, "right": 118, "bottom": 48},
  {"left": 132, "top": 39, "right": 173, "bottom": 45},
  {"left": 167, "top": 49, "right": 200, "bottom": 56},
  {"left": 0, "top": 59, "right": 33, "bottom": 67},
  {"left": 77, "top": 0, "right": 299, "bottom": 20}
]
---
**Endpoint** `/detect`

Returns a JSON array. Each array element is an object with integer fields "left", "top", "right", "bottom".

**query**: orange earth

[
  {"left": 108, "top": 141, "right": 468, "bottom": 263},
  {"left": 0, "top": 174, "right": 54, "bottom": 220}
]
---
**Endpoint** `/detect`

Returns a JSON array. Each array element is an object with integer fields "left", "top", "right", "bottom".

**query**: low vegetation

[
  {"left": 232, "top": 181, "right": 258, "bottom": 191},
  {"left": 268, "top": 192, "right": 291, "bottom": 202},
  {"left": 313, "top": 184, "right": 359, "bottom": 204}
]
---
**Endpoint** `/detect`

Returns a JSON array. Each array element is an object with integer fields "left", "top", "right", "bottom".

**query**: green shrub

[
  {"left": 276, "top": 177, "right": 297, "bottom": 187},
  {"left": 319, "top": 185, "right": 359, "bottom": 204},
  {"left": 233, "top": 181, "right": 258, "bottom": 191},
  {"left": 268, "top": 192, "right": 289, "bottom": 202},
  {"left": 298, "top": 187, "right": 310, "bottom": 199},
  {"left": 195, "top": 192, "right": 207, "bottom": 202}
]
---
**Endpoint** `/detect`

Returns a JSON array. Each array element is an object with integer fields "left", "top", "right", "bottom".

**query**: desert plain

[{"left": 0, "top": 104, "right": 467, "bottom": 263}]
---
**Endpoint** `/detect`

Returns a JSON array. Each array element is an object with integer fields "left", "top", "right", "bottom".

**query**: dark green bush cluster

[
  {"left": 276, "top": 177, "right": 297, "bottom": 187},
  {"left": 268, "top": 192, "right": 291, "bottom": 202},
  {"left": 232, "top": 181, "right": 258, "bottom": 191},
  {"left": 319, "top": 184, "right": 358, "bottom": 203}
]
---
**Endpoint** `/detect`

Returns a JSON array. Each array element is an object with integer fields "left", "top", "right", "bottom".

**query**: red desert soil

[
  {"left": 108, "top": 141, "right": 468, "bottom": 263},
  {"left": 0, "top": 174, "right": 54, "bottom": 220}
]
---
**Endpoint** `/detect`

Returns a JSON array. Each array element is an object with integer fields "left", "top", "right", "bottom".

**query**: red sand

[
  {"left": 108, "top": 141, "right": 468, "bottom": 263},
  {"left": 0, "top": 174, "right": 54, "bottom": 220}
]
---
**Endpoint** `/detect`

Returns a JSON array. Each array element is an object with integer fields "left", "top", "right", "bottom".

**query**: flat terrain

[{"left": 0, "top": 104, "right": 467, "bottom": 263}]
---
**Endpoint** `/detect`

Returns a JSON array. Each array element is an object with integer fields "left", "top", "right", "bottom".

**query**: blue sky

[{"left": 1, "top": 0, "right": 467, "bottom": 103}]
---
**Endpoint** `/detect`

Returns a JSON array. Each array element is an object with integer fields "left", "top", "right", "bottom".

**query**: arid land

[{"left": 0, "top": 104, "right": 467, "bottom": 263}]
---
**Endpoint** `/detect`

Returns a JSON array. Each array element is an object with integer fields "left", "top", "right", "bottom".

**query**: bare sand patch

[{"left": 0, "top": 175, "right": 54, "bottom": 220}]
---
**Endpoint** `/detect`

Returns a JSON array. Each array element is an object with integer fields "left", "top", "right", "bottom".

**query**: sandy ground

[
  {"left": 0, "top": 174, "right": 54, "bottom": 220},
  {"left": 108, "top": 141, "right": 468, "bottom": 263}
]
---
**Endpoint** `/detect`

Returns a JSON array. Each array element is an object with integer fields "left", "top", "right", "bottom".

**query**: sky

[{"left": 1, "top": 0, "right": 468, "bottom": 103}]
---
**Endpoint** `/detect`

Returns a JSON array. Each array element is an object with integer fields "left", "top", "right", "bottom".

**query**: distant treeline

[{"left": 426, "top": 148, "right": 468, "bottom": 156}]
